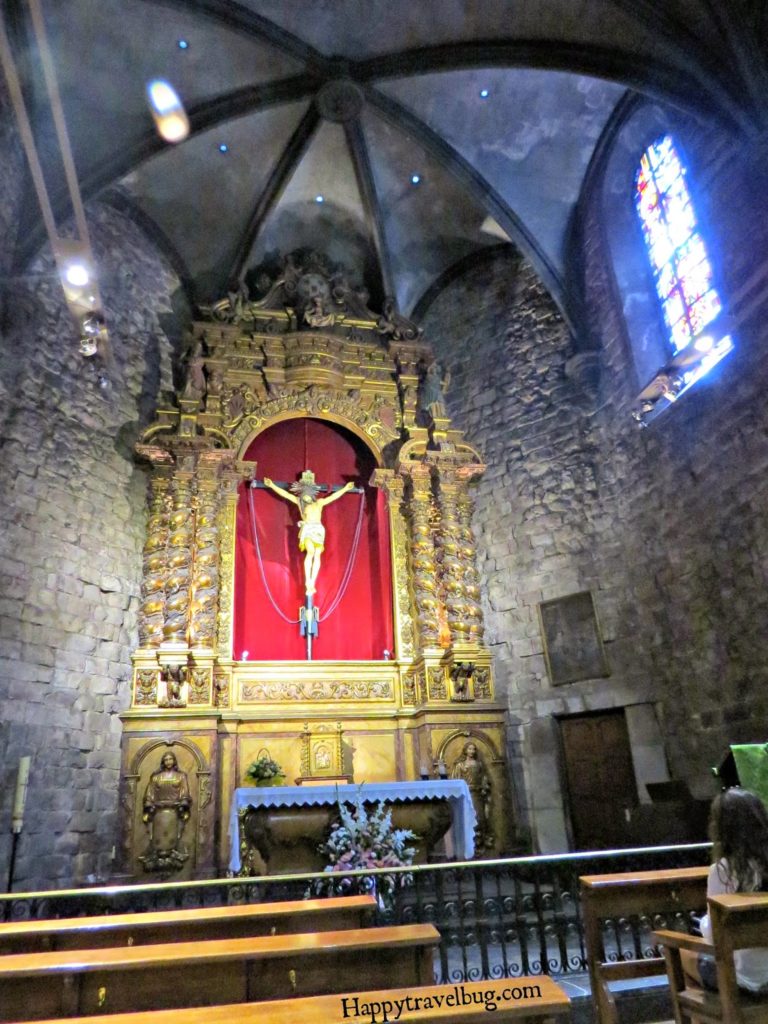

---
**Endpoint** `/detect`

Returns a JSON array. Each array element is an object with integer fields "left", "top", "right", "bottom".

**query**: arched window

[{"left": 634, "top": 135, "right": 732, "bottom": 417}]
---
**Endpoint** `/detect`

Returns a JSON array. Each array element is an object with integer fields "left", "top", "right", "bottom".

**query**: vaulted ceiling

[{"left": 8, "top": 0, "right": 764, "bottom": 332}]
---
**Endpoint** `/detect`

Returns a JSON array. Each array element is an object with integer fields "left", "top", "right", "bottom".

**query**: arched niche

[{"left": 233, "top": 416, "right": 394, "bottom": 661}]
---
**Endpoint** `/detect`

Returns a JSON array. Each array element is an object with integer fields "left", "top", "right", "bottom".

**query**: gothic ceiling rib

[
  {"left": 343, "top": 116, "right": 396, "bottom": 302},
  {"left": 8, "top": 0, "right": 760, "bottom": 332},
  {"left": 228, "top": 104, "right": 320, "bottom": 288}
]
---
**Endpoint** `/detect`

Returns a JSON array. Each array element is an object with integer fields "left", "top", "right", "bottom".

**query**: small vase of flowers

[{"left": 246, "top": 754, "right": 285, "bottom": 787}]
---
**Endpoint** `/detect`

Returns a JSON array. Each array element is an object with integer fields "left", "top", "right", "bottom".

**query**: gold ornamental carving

[
  {"left": 240, "top": 679, "right": 394, "bottom": 703},
  {"left": 427, "top": 666, "right": 448, "bottom": 701},
  {"left": 138, "top": 475, "right": 170, "bottom": 647},
  {"left": 213, "top": 669, "right": 231, "bottom": 708},
  {"left": 215, "top": 476, "right": 239, "bottom": 657},
  {"left": 473, "top": 667, "right": 492, "bottom": 700},
  {"left": 187, "top": 667, "right": 212, "bottom": 705},
  {"left": 134, "top": 669, "right": 158, "bottom": 706},
  {"left": 370, "top": 469, "right": 415, "bottom": 661},
  {"left": 230, "top": 387, "right": 398, "bottom": 460}
]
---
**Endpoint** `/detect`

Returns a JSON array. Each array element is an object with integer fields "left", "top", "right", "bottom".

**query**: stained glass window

[{"left": 635, "top": 135, "right": 732, "bottom": 399}]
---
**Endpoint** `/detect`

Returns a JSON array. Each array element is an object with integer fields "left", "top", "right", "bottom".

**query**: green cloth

[{"left": 731, "top": 744, "right": 768, "bottom": 806}]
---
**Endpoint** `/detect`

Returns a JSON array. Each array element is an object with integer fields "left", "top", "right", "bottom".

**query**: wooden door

[{"left": 559, "top": 710, "right": 638, "bottom": 850}]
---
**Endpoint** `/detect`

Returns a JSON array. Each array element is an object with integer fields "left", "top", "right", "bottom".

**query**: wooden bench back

[
  {"left": 0, "top": 923, "right": 441, "bottom": 1021},
  {"left": 0, "top": 895, "right": 377, "bottom": 954},
  {"left": 23, "top": 976, "right": 571, "bottom": 1024},
  {"left": 580, "top": 866, "right": 709, "bottom": 1024},
  {"left": 709, "top": 892, "right": 768, "bottom": 950}
]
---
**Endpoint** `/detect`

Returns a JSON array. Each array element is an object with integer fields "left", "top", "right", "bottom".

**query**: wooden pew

[
  {"left": 26, "top": 976, "right": 571, "bottom": 1024},
  {"left": 0, "top": 923, "right": 440, "bottom": 1021},
  {"left": 0, "top": 894, "right": 376, "bottom": 954},
  {"left": 655, "top": 892, "right": 768, "bottom": 1024},
  {"left": 581, "top": 865, "right": 709, "bottom": 1024}
]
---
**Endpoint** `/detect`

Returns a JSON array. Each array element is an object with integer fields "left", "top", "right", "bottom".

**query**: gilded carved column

[
  {"left": 455, "top": 469, "right": 486, "bottom": 642},
  {"left": 189, "top": 474, "right": 220, "bottom": 648},
  {"left": 402, "top": 463, "right": 441, "bottom": 650},
  {"left": 163, "top": 467, "right": 195, "bottom": 646},
  {"left": 138, "top": 472, "right": 170, "bottom": 648},
  {"left": 436, "top": 471, "right": 470, "bottom": 643}
]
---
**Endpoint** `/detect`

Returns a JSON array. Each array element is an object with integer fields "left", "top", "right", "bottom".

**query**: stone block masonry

[
  {"left": 420, "top": 124, "right": 768, "bottom": 852},
  {"left": 0, "top": 199, "right": 188, "bottom": 890}
]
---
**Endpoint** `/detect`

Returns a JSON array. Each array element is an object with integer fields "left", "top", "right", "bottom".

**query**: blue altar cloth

[{"left": 228, "top": 779, "right": 476, "bottom": 872}]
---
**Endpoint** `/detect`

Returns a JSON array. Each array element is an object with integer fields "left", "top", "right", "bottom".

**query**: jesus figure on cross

[{"left": 262, "top": 469, "right": 355, "bottom": 597}]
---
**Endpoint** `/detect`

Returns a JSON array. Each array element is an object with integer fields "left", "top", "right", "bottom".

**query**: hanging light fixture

[{"left": 0, "top": 0, "right": 112, "bottom": 367}]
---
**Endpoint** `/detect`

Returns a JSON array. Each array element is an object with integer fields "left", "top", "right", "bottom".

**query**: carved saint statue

[
  {"left": 418, "top": 360, "right": 451, "bottom": 420},
  {"left": 450, "top": 741, "right": 493, "bottom": 852},
  {"left": 139, "top": 751, "right": 191, "bottom": 873},
  {"left": 262, "top": 469, "right": 355, "bottom": 596}
]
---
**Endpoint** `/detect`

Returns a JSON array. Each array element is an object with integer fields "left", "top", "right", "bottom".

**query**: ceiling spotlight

[
  {"left": 218, "top": 142, "right": 229, "bottom": 153},
  {"left": 177, "top": 39, "right": 189, "bottom": 50},
  {"left": 411, "top": 174, "right": 421, "bottom": 185},
  {"left": 315, "top": 194, "right": 324, "bottom": 203},
  {"left": 479, "top": 88, "right": 490, "bottom": 99},
  {"left": 64, "top": 262, "right": 90, "bottom": 287},
  {"left": 146, "top": 78, "right": 189, "bottom": 143}
]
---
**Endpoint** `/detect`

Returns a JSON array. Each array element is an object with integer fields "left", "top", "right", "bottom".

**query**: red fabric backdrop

[{"left": 233, "top": 418, "right": 394, "bottom": 661}]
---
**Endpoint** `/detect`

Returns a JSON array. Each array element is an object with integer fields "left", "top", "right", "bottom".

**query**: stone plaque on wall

[{"left": 538, "top": 590, "right": 609, "bottom": 686}]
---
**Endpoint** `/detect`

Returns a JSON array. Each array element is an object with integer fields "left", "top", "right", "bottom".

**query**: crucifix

[{"left": 257, "top": 469, "right": 361, "bottom": 659}]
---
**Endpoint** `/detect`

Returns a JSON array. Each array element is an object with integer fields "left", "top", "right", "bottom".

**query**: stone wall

[
  {"left": 420, "top": 116, "right": 768, "bottom": 850},
  {"left": 0, "top": 200, "right": 187, "bottom": 889}
]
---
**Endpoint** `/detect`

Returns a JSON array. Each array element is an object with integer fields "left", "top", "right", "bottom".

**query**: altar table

[{"left": 228, "top": 781, "right": 477, "bottom": 875}]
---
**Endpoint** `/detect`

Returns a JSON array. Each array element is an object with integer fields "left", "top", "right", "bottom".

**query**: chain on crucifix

[{"left": 255, "top": 469, "right": 363, "bottom": 659}]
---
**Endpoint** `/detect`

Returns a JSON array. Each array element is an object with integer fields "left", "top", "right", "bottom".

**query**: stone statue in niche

[
  {"left": 450, "top": 741, "right": 493, "bottom": 852},
  {"left": 418, "top": 360, "right": 451, "bottom": 421},
  {"left": 139, "top": 751, "right": 192, "bottom": 873}
]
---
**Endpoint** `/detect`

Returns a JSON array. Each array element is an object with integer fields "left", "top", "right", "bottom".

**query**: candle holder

[{"left": 7, "top": 756, "right": 31, "bottom": 893}]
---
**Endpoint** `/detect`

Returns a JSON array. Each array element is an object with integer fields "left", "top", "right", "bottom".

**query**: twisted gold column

[
  {"left": 138, "top": 473, "right": 170, "bottom": 648},
  {"left": 456, "top": 478, "right": 485, "bottom": 642},
  {"left": 436, "top": 473, "right": 470, "bottom": 643},
  {"left": 163, "top": 471, "right": 194, "bottom": 645},
  {"left": 403, "top": 464, "right": 441, "bottom": 650},
  {"left": 189, "top": 475, "right": 220, "bottom": 648}
]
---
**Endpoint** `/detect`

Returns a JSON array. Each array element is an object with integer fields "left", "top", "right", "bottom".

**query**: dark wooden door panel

[{"left": 560, "top": 711, "right": 638, "bottom": 850}]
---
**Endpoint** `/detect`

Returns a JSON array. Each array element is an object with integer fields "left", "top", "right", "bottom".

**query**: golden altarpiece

[{"left": 119, "top": 252, "right": 515, "bottom": 880}]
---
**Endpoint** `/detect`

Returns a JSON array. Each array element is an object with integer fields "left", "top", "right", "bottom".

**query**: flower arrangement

[
  {"left": 245, "top": 755, "right": 284, "bottom": 785},
  {"left": 310, "top": 788, "right": 415, "bottom": 904}
]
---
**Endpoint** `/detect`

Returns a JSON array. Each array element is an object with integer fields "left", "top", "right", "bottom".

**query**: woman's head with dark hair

[{"left": 709, "top": 787, "right": 768, "bottom": 891}]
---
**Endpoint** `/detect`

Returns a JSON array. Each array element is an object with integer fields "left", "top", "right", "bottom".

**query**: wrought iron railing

[{"left": 0, "top": 843, "right": 709, "bottom": 983}]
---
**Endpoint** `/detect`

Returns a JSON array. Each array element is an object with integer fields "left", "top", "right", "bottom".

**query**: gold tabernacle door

[{"left": 118, "top": 251, "right": 516, "bottom": 880}]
